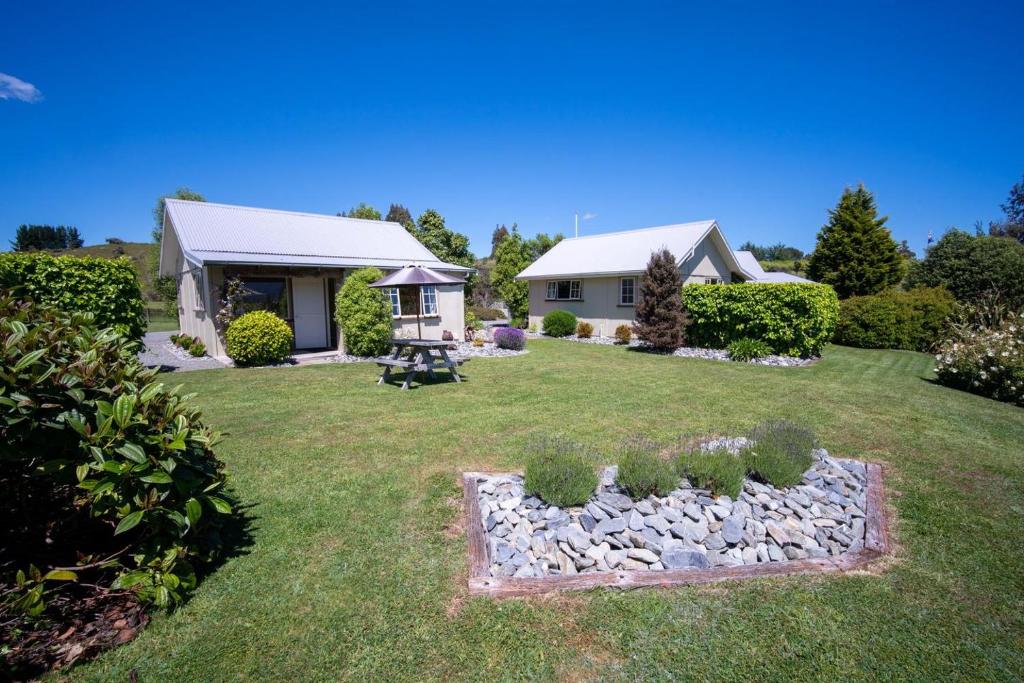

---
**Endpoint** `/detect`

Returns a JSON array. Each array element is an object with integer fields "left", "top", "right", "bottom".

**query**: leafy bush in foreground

[
  {"left": 727, "top": 338, "right": 772, "bottom": 361},
  {"left": 524, "top": 437, "right": 598, "bottom": 507},
  {"left": 835, "top": 287, "right": 957, "bottom": 351},
  {"left": 616, "top": 437, "right": 678, "bottom": 499},
  {"left": 743, "top": 420, "right": 816, "bottom": 489},
  {"left": 225, "top": 311, "right": 293, "bottom": 366},
  {"left": 682, "top": 282, "right": 839, "bottom": 357},
  {"left": 674, "top": 447, "right": 746, "bottom": 499},
  {"left": 493, "top": 327, "right": 526, "bottom": 350},
  {"left": 336, "top": 268, "right": 393, "bottom": 356},
  {"left": 0, "top": 292, "right": 233, "bottom": 613},
  {"left": 542, "top": 309, "right": 577, "bottom": 337},
  {"left": 934, "top": 305, "right": 1024, "bottom": 407},
  {"left": 0, "top": 252, "right": 146, "bottom": 340},
  {"left": 576, "top": 321, "right": 594, "bottom": 338}
]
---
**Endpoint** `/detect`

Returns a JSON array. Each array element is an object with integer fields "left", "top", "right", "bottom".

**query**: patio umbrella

[{"left": 369, "top": 264, "right": 466, "bottom": 339}]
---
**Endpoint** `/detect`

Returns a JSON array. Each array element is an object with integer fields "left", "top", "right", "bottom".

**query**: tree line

[{"left": 11, "top": 225, "right": 84, "bottom": 251}]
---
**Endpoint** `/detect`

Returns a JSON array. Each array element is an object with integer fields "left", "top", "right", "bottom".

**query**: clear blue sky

[{"left": 2, "top": 1, "right": 1021, "bottom": 258}]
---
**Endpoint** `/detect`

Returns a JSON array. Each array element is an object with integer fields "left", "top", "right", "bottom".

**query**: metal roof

[
  {"left": 516, "top": 220, "right": 755, "bottom": 280},
  {"left": 733, "top": 250, "right": 815, "bottom": 283},
  {"left": 162, "top": 199, "right": 473, "bottom": 273}
]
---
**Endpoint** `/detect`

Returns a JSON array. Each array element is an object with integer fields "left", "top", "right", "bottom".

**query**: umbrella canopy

[
  {"left": 368, "top": 264, "right": 466, "bottom": 288},
  {"left": 368, "top": 264, "right": 466, "bottom": 340}
]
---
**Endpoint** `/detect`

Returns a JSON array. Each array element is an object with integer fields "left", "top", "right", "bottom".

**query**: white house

[
  {"left": 158, "top": 200, "right": 472, "bottom": 357},
  {"left": 515, "top": 220, "right": 813, "bottom": 335}
]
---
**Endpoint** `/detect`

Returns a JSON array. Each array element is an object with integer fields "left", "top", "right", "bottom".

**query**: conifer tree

[
  {"left": 633, "top": 248, "right": 685, "bottom": 350},
  {"left": 806, "top": 185, "right": 904, "bottom": 298}
]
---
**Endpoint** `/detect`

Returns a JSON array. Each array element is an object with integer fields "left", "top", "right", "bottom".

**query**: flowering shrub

[
  {"left": 934, "top": 309, "right": 1023, "bottom": 406},
  {"left": 493, "top": 327, "right": 526, "bottom": 350}
]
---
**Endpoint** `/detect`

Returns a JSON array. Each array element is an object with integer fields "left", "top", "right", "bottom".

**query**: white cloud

[
  {"left": 582, "top": 212, "right": 597, "bottom": 221},
  {"left": 0, "top": 73, "right": 43, "bottom": 103}
]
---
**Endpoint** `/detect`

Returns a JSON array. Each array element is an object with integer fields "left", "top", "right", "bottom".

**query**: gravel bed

[
  {"left": 475, "top": 444, "right": 867, "bottom": 577},
  {"left": 528, "top": 333, "right": 814, "bottom": 367},
  {"left": 327, "top": 341, "right": 527, "bottom": 363}
]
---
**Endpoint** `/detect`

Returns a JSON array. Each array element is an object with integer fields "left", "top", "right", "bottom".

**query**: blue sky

[{"left": 2, "top": 1, "right": 1021, "bottom": 258}]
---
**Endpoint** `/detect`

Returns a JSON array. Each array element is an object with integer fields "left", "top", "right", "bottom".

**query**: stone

[
  {"left": 644, "top": 514, "right": 671, "bottom": 534},
  {"left": 670, "top": 519, "right": 708, "bottom": 543},
  {"left": 586, "top": 542, "right": 612, "bottom": 570},
  {"left": 558, "top": 552, "right": 577, "bottom": 575},
  {"left": 708, "top": 504, "right": 731, "bottom": 520},
  {"left": 756, "top": 543, "right": 770, "bottom": 563},
  {"left": 544, "top": 506, "right": 561, "bottom": 520},
  {"left": 661, "top": 548, "right": 710, "bottom": 569},
  {"left": 721, "top": 515, "right": 745, "bottom": 544},
  {"left": 484, "top": 513, "right": 499, "bottom": 531},
  {"left": 579, "top": 513, "right": 597, "bottom": 533},
  {"left": 765, "top": 521, "right": 791, "bottom": 546},
  {"left": 567, "top": 530, "right": 593, "bottom": 553},
  {"left": 597, "top": 492, "right": 634, "bottom": 511},
  {"left": 500, "top": 496, "right": 521, "bottom": 510},
  {"left": 513, "top": 563, "right": 534, "bottom": 578},
  {"left": 627, "top": 548, "right": 660, "bottom": 564},
  {"left": 494, "top": 542, "right": 515, "bottom": 563},
  {"left": 585, "top": 502, "right": 609, "bottom": 521},
  {"left": 510, "top": 551, "right": 530, "bottom": 567},
  {"left": 574, "top": 555, "right": 596, "bottom": 570},
  {"left": 704, "top": 532, "right": 726, "bottom": 551},
  {"left": 523, "top": 496, "right": 543, "bottom": 508},
  {"left": 605, "top": 549, "right": 626, "bottom": 569},
  {"left": 783, "top": 546, "right": 807, "bottom": 560},
  {"left": 505, "top": 511, "right": 520, "bottom": 525},
  {"left": 682, "top": 502, "right": 702, "bottom": 521},
  {"left": 767, "top": 544, "right": 786, "bottom": 562},
  {"left": 595, "top": 517, "right": 627, "bottom": 536},
  {"left": 635, "top": 500, "right": 656, "bottom": 515},
  {"left": 741, "top": 546, "right": 758, "bottom": 564},
  {"left": 621, "top": 558, "right": 648, "bottom": 571},
  {"left": 627, "top": 509, "right": 646, "bottom": 531}
]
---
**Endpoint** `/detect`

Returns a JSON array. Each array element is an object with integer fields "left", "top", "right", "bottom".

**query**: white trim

[{"left": 619, "top": 276, "right": 636, "bottom": 305}]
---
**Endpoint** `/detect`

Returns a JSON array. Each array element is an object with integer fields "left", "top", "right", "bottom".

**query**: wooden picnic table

[{"left": 376, "top": 339, "right": 468, "bottom": 389}]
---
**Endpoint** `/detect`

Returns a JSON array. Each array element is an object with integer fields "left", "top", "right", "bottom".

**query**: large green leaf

[
  {"left": 13, "top": 348, "right": 47, "bottom": 371},
  {"left": 185, "top": 497, "right": 203, "bottom": 526},
  {"left": 114, "top": 510, "right": 145, "bottom": 535},
  {"left": 116, "top": 442, "right": 148, "bottom": 464},
  {"left": 140, "top": 471, "right": 173, "bottom": 484},
  {"left": 113, "top": 394, "right": 136, "bottom": 428},
  {"left": 206, "top": 496, "right": 232, "bottom": 514}
]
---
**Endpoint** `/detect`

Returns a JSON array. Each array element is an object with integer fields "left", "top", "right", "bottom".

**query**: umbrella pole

[{"left": 417, "top": 286, "right": 423, "bottom": 339}]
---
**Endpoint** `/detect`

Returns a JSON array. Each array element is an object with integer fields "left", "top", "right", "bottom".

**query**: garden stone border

[{"left": 461, "top": 463, "right": 889, "bottom": 597}]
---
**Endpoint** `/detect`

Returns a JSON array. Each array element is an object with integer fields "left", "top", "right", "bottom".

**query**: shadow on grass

[
  {"left": 198, "top": 497, "right": 259, "bottom": 581},
  {"left": 376, "top": 370, "right": 471, "bottom": 390}
]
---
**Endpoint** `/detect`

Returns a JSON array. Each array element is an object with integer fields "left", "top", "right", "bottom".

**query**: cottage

[
  {"left": 158, "top": 200, "right": 471, "bottom": 357},
  {"left": 516, "top": 220, "right": 812, "bottom": 335}
]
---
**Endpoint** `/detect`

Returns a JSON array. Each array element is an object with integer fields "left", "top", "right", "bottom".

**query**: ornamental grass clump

[
  {"left": 493, "top": 327, "right": 526, "bottom": 350},
  {"left": 524, "top": 436, "right": 598, "bottom": 507},
  {"left": 614, "top": 324, "right": 632, "bottom": 344},
  {"left": 542, "top": 309, "right": 577, "bottom": 337},
  {"left": 616, "top": 436, "right": 678, "bottom": 499},
  {"left": 934, "top": 304, "right": 1024, "bottom": 407},
  {"left": 225, "top": 310, "right": 293, "bottom": 366},
  {"left": 576, "top": 321, "right": 594, "bottom": 338},
  {"left": 727, "top": 337, "right": 772, "bottom": 361},
  {"left": 743, "top": 420, "right": 816, "bottom": 488},
  {"left": 674, "top": 446, "right": 746, "bottom": 499}
]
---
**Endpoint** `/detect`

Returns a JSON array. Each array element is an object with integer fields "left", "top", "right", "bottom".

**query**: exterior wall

[
  {"left": 390, "top": 283, "right": 464, "bottom": 341},
  {"left": 526, "top": 234, "right": 735, "bottom": 336},
  {"left": 175, "top": 260, "right": 222, "bottom": 357}
]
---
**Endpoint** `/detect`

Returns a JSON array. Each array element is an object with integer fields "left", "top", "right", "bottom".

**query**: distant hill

[{"left": 58, "top": 242, "right": 160, "bottom": 301}]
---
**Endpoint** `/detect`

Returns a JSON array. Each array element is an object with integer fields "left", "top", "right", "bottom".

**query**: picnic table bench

[{"left": 376, "top": 339, "right": 467, "bottom": 389}]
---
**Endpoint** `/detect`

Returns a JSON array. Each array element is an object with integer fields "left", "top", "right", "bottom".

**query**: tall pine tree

[
  {"left": 806, "top": 185, "right": 904, "bottom": 298},
  {"left": 633, "top": 248, "right": 685, "bottom": 350}
]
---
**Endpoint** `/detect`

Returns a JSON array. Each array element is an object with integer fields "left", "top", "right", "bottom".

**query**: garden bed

[
  {"left": 463, "top": 444, "right": 888, "bottom": 597},
  {"left": 330, "top": 341, "right": 528, "bottom": 363},
  {"left": 529, "top": 333, "right": 814, "bottom": 366}
]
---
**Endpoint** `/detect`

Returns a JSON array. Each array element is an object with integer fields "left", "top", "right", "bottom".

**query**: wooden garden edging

[{"left": 462, "top": 463, "right": 890, "bottom": 598}]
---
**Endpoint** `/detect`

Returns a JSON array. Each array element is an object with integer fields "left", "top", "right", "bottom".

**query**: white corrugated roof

[
  {"left": 162, "top": 199, "right": 472, "bottom": 273},
  {"left": 733, "top": 250, "right": 815, "bottom": 283},
  {"left": 516, "top": 220, "right": 754, "bottom": 280}
]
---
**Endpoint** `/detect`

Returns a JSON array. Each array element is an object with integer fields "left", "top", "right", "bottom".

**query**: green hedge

[
  {"left": 681, "top": 283, "right": 839, "bottom": 357},
  {"left": 542, "top": 309, "right": 577, "bottom": 337},
  {"left": 834, "top": 287, "right": 957, "bottom": 351},
  {"left": 225, "top": 310, "right": 293, "bottom": 366},
  {"left": 336, "top": 268, "right": 393, "bottom": 357},
  {"left": 0, "top": 252, "right": 146, "bottom": 340}
]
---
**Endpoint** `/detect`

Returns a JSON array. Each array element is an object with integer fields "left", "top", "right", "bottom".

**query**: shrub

[
  {"left": 742, "top": 420, "right": 816, "bottom": 488},
  {"left": 576, "top": 321, "right": 594, "bottom": 338},
  {"left": 727, "top": 338, "right": 772, "bottom": 361},
  {"left": 614, "top": 324, "right": 632, "bottom": 344},
  {"left": 524, "top": 437, "right": 599, "bottom": 507},
  {"left": 510, "top": 317, "right": 527, "bottom": 329},
  {"left": 335, "top": 268, "right": 393, "bottom": 357},
  {"left": 0, "top": 252, "right": 146, "bottom": 340},
  {"left": 616, "top": 437, "right": 678, "bottom": 499},
  {"left": 472, "top": 336, "right": 485, "bottom": 347},
  {"left": 470, "top": 305, "right": 504, "bottom": 321},
  {"left": 542, "top": 309, "right": 577, "bottom": 337},
  {"left": 225, "top": 311, "right": 293, "bottom": 366},
  {"left": 835, "top": 287, "right": 957, "bottom": 351},
  {"left": 682, "top": 283, "right": 840, "bottom": 357},
  {"left": 178, "top": 335, "right": 194, "bottom": 350},
  {"left": 634, "top": 248, "right": 686, "bottom": 350},
  {"left": 906, "top": 230, "right": 1024, "bottom": 310},
  {"left": 0, "top": 292, "right": 233, "bottom": 613},
  {"left": 493, "top": 327, "right": 526, "bottom": 350},
  {"left": 188, "top": 342, "right": 207, "bottom": 357},
  {"left": 934, "top": 306, "right": 1024, "bottom": 406},
  {"left": 674, "top": 447, "right": 746, "bottom": 499}
]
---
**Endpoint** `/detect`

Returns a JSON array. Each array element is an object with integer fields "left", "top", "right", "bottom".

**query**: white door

[{"left": 291, "top": 277, "right": 329, "bottom": 349}]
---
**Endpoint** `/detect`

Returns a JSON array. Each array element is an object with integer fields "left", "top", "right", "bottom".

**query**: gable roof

[
  {"left": 160, "top": 199, "right": 472, "bottom": 275},
  {"left": 516, "top": 220, "right": 754, "bottom": 280},
  {"left": 733, "top": 250, "right": 815, "bottom": 283}
]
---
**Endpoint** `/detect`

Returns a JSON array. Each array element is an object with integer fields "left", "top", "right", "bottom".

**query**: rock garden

[{"left": 466, "top": 421, "right": 886, "bottom": 592}]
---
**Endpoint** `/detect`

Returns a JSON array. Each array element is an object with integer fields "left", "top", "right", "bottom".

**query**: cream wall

[
  {"left": 525, "top": 234, "right": 734, "bottom": 336},
  {"left": 389, "top": 283, "right": 465, "bottom": 342}
]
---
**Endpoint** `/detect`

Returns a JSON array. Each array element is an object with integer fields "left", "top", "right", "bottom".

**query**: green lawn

[
  {"left": 72, "top": 341, "right": 1024, "bottom": 681},
  {"left": 144, "top": 301, "right": 178, "bottom": 332}
]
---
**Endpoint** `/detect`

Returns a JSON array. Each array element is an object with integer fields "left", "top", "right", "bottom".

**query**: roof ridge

[
  {"left": 164, "top": 198, "right": 405, "bottom": 227},
  {"left": 560, "top": 220, "right": 717, "bottom": 242}
]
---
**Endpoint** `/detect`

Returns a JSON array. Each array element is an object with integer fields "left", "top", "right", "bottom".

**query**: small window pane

[
  {"left": 389, "top": 288, "right": 401, "bottom": 316},
  {"left": 569, "top": 280, "right": 581, "bottom": 299},
  {"left": 399, "top": 287, "right": 419, "bottom": 316},
  {"left": 620, "top": 277, "right": 634, "bottom": 304},
  {"left": 547, "top": 281, "right": 557, "bottom": 299},
  {"left": 421, "top": 285, "right": 437, "bottom": 315}
]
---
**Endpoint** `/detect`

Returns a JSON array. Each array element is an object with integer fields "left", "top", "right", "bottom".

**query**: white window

[
  {"left": 619, "top": 277, "right": 635, "bottom": 305},
  {"left": 388, "top": 288, "right": 401, "bottom": 317},
  {"left": 194, "top": 269, "right": 206, "bottom": 311},
  {"left": 420, "top": 285, "right": 437, "bottom": 316},
  {"left": 704, "top": 277, "right": 722, "bottom": 285},
  {"left": 545, "top": 279, "right": 582, "bottom": 301}
]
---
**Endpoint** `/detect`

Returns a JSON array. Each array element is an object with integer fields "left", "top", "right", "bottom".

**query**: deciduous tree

[{"left": 491, "top": 227, "right": 532, "bottom": 320}]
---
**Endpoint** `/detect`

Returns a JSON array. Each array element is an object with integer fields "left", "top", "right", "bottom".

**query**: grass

[{"left": 70, "top": 340, "right": 1024, "bottom": 681}]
